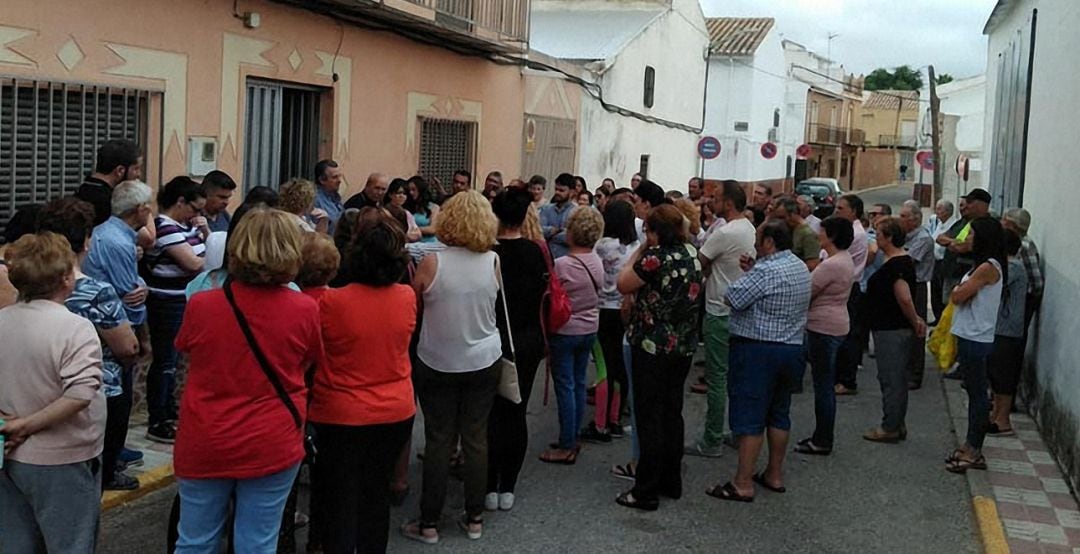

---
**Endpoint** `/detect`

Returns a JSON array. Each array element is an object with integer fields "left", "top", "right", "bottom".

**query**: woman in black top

[
  {"left": 485, "top": 188, "right": 549, "bottom": 512},
  {"left": 863, "top": 217, "right": 927, "bottom": 444}
]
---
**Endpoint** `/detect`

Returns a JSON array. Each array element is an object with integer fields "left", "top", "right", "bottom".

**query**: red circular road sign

[
  {"left": 698, "top": 136, "right": 722, "bottom": 160},
  {"left": 760, "top": 142, "right": 778, "bottom": 159},
  {"left": 796, "top": 143, "right": 812, "bottom": 159},
  {"left": 916, "top": 150, "right": 935, "bottom": 170}
]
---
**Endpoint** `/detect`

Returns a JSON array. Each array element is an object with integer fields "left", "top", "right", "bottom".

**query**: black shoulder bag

[{"left": 223, "top": 279, "right": 316, "bottom": 460}]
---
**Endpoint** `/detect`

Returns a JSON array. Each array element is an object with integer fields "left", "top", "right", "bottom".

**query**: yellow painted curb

[
  {"left": 973, "top": 496, "right": 1010, "bottom": 554},
  {"left": 101, "top": 464, "right": 175, "bottom": 512}
]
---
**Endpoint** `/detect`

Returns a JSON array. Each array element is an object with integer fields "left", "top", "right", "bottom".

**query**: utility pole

[{"left": 928, "top": 65, "right": 944, "bottom": 203}]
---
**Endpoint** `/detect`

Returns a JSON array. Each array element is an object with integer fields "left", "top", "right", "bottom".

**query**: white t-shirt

[{"left": 699, "top": 218, "right": 757, "bottom": 317}]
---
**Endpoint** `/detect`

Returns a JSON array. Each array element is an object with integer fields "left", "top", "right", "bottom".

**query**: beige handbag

[{"left": 494, "top": 257, "right": 522, "bottom": 404}]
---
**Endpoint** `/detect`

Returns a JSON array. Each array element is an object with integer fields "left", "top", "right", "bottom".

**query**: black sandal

[
  {"left": 705, "top": 482, "right": 754, "bottom": 503},
  {"left": 615, "top": 490, "right": 658, "bottom": 511},
  {"left": 794, "top": 438, "right": 832, "bottom": 456},
  {"left": 611, "top": 462, "right": 636, "bottom": 481},
  {"left": 752, "top": 473, "right": 786, "bottom": 493},
  {"left": 945, "top": 455, "right": 987, "bottom": 474}
]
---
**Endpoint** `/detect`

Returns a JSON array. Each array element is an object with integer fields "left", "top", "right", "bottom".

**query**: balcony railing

[
  {"left": 809, "top": 124, "right": 866, "bottom": 146},
  {"left": 848, "top": 128, "right": 866, "bottom": 145},
  {"left": 401, "top": 0, "right": 529, "bottom": 43},
  {"left": 878, "top": 134, "right": 918, "bottom": 148}
]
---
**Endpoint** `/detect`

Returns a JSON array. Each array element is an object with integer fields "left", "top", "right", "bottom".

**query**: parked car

[{"left": 796, "top": 177, "right": 842, "bottom": 218}]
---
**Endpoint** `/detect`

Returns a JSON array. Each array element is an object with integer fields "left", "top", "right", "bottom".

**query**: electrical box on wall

[{"left": 187, "top": 137, "right": 217, "bottom": 177}]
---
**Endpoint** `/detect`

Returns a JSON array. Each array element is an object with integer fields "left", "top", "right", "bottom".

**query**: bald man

[{"left": 344, "top": 172, "right": 389, "bottom": 210}]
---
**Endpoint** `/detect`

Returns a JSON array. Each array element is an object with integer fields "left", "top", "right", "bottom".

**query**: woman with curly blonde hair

[
  {"left": 280, "top": 178, "right": 330, "bottom": 234},
  {"left": 673, "top": 197, "right": 706, "bottom": 247},
  {"left": 402, "top": 190, "right": 502, "bottom": 544}
]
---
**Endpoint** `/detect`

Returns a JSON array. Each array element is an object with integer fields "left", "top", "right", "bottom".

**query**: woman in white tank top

[
  {"left": 402, "top": 191, "right": 502, "bottom": 544},
  {"left": 946, "top": 217, "right": 1005, "bottom": 475}
]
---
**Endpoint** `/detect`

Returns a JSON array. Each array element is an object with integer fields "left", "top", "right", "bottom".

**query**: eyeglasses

[{"left": 868, "top": 211, "right": 883, "bottom": 217}]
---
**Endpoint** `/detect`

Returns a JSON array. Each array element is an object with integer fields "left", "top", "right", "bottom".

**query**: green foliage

[
  {"left": 864, "top": 65, "right": 924, "bottom": 91},
  {"left": 936, "top": 73, "right": 955, "bottom": 85}
]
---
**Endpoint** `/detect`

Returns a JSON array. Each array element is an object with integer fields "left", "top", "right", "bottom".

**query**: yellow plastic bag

[{"left": 928, "top": 303, "right": 957, "bottom": 371}]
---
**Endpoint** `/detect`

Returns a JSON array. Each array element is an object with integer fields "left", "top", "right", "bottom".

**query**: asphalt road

[
  {"left": 100, "top": 353, "right": 979, "bottom": 553},
  {"left": 857, "top": 183, "right": 921, "bottom": 213}
]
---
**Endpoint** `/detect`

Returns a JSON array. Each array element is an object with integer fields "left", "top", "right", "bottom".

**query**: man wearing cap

[
  {"left": 937, "top": 191, "right": 997, "bottom": 323},
  {"left": 1001, "top": 207, "right": 1043, "bottom": 332}
]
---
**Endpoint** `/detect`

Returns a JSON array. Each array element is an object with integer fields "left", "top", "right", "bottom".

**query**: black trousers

[
  {"left": 487, "top": 337, "right": 543, "bottom": 494},
  {"left": 630, "top": 348, "right": 692, "bottom": 502},
  {"left": 101, "top": 366, "right": 134, "bottom": 488},
  {"left": 930, "top": 260, "right": 947, "bottom": 323},
  {"left": 415, "top": 362, "right": 498, "bottom": 522},
  {"left": 836, "top": 283, "right": 868, "bottom": 390},
  {"left": 312, "top": 418, "right": 413, "bottom": 554},
  {"left": 596, "top": 309, "right": 629, "bottom": 416},
  {"left": 907, "top": 282, "right": 929, "bottom": 387}
]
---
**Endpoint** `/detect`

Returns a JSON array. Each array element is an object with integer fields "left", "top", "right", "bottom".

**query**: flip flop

[
  {"left": 752, "top": 473, "right": 786, "bottom": 493},
  {"left": 611, "top": 463, "right": 636, "bottom": 481},
  {"left": 705, "top": 482, "right": 753, "bottom": 503},
  {"left": 945, "top": 456, "right": 987, "bottom": 474}
]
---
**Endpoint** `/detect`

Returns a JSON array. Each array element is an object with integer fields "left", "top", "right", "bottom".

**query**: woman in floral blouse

[{"left": 615, "top": 203, "right": 703, "bottom": 511}]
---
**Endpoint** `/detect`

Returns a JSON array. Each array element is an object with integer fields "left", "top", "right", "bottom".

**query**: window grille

[
  {"left": 0, "top": 77, "right": 150, "bottom": 241},
  {"left": 639, "top": 154, "right": 650, "bottom": 179},
  {"left": 243, "top": 79, "right": 321, "bottom": 192},
  {"left": 418, "top": 118, "right": 475, "bottom": 193},
  {"left": 643, "top": 66, "right": 656, "bottom": 109}
]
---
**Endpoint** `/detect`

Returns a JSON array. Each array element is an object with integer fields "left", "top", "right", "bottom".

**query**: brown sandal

[{"left": 539, "top": 448, "right": 577, "bottom": 465}]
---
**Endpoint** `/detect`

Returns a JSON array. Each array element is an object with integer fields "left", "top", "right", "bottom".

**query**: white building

[
  {"left": 703, "top": 18, "right": 804, "bottom": 188},
  {"left": 983, "top": 0, "right": 1079, "bottom": 493},
  {"left": 529, "top": 0, "right": 709, "bottom": 191},
  {"left": 917, "top": 74, "right": 986, "bottom": 201}
]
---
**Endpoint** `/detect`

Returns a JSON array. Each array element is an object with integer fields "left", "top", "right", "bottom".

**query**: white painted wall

[
  {"left": 575, "top": 0, "right": 708, "bottom": 192},
  {"left": 985, "top": 0, "right": 1080, "bottom": 487},
  {"left": 703, "top": 29, "right": 799, "bottom": 183}
]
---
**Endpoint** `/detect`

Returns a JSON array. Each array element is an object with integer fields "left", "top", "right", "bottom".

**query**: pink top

[
  {"left": 554, "top": 252, "right": 604, "bottom": 336},
  {"left": 807, "top": 250, "right": 855, "bottom": 336}
]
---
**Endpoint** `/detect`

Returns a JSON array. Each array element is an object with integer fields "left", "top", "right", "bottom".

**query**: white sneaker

[
  {"left": 498, "top": 492, "right": 515, "bottom": 511},
  {"left": 484, "top": 492, "right": 499, "bottom": 511}
]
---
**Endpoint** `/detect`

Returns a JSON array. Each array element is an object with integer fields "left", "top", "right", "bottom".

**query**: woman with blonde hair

[
  {"left": 0, "top": 232, "right": 106, "bottom": 554},
  {"left": 402, "top": 190, "right": 502, "bottom": 544},
  {"left": 173, "top": 208, "right": 324, "bottom": 552},
  {"left": 674, "top": 197, "right": 706, "bottom": 248},
  {"left": 280, "top": 178, "right": 330, "bottom": 234}
]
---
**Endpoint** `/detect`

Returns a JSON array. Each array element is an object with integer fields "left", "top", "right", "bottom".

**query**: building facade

[
  {"left": 853, "top": 90, "right": 919, "bottom": 190},
  {"left": 529, "top": 0, "right": 709, "bottom": 192},
  {"left": 0, "top": 0, "right": 530, "bottom": 227},
  {"left": 984, "top": 0, "right": 1079, "bottom": 493}
]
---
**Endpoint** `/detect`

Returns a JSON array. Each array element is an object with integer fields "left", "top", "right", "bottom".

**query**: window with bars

[
  {"left": 643, "top": 66, "right": 656, "bottom": 109},
  {"left": 418, "top": 118, "right": 475, "bottom": 195},
  {"left": 639, "top": 154, "right": 650, "bottom": 179},
  {"left": 243, "top": 79, "right": 322, "bottom": 192},
  {"left": 0, "top": 78, "right": 150, "bottom": 240}
]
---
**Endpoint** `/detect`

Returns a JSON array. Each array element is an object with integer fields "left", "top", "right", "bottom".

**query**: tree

[
  {"left": 864, "top": 65, "right": 924, "bottom": 91},
  {"left": 936, "top": 73, "right": 955, "bottom": 85}
]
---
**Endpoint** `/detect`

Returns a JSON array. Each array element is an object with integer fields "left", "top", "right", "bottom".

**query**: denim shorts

[{"left": 727, "top": 337, "right": 805, "bottom": 436}]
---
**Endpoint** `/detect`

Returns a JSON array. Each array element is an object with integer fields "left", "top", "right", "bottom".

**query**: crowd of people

[{"left": 0, "top": 137, "right": 1045, "bottom": 552}]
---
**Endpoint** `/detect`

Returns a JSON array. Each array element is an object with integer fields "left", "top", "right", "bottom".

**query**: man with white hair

[
  {"left": 927, "top": 199, "right": 958, "bottom": 322},
  {"left": 797, "top": 195, "right": 821, "bottom": 234},
  {"left": 1001, "top": 207, "right": 1043, "bottom": 331},
  {"left": 900, "top": 200, "right": 934, "bottom": 389},
  {"left": 81, "top": 179, "right": 154, "bottom": 490}
]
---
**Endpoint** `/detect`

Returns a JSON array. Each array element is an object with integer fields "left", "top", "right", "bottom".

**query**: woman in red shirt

[
  {"left": 310, "top": 214, "right": 417, "bottom": 553},
  {"left": 173, "top": 208, "right": 323, "bottom": 553}
]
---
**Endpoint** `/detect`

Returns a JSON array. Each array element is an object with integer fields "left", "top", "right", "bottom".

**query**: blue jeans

[
  {"left": 807, "top": 331, "right": 845, "bottom": 448},
  {"left": 550, "top": 333, "right": 595, "bottom": 449},
  {"left": 728, "top": 338, "right": 805, "bottom": 436},
  {"left": 958, "top": 338, "right": 994, "bottom": 450},
  {"left": 147, "top": 294, "right": 187, "bottom": 426},
  {"left": 176, "top": 463, "right": 300, "bottom": 553}
]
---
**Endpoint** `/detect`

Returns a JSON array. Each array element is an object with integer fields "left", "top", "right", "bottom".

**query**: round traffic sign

[
  {"left": 697, "top": 136, "right": 721, "bottom": 160},
  {"left": 916, "top": 150, "right": 934, "bottom": 171},
  {"left": 796, "top": 144, "right": 811, "bottom": 159},
  {"left": 760, "top": 142, "right": 778, "bottom": 159}
]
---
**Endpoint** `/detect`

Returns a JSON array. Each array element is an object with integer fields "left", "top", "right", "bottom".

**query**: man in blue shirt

[
  {"left": 201, "top": 170, "right": 237, "bottom": 233},
  {"left": 314, "top": 159, "right": 345, "bottom": 234},
  {"left": 540, "top": 173, "right": 577, "bottom": 259},
  {"left": 83, "top": 180, "right": 154, "bottom": 327},
  {"left": 707, "top": 220, "right": 811, "bottom": 503}
]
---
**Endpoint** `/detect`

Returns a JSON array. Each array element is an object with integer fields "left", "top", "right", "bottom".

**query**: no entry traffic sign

[
  {"left": 796, "top": 143, "right": 811, "bottom": 159},
  {"left": 916, "top": 150, "right": 935, "bottom": 171},
  {"left": 760, "top": 142, "right": 778, "bottom": 159},
  {"left": 698, "top": 136, "right": 721, "bottom": 160}
]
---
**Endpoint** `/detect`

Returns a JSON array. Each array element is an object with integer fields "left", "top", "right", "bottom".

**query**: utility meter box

[{"left": 188, "top": 137, "right": 218, "bottom": 177}]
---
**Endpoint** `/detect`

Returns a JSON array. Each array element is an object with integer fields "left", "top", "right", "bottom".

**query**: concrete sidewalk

[
  {"left": 100, "top": 424, "right": 175, "bottom": 512},
  {"left": 942, "top": 377, "right": 1080, "bottom": 553}
]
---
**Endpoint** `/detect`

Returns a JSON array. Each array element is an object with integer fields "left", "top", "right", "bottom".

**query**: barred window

[
  {"left": 0, "top": 78, "right": 150, "bottom": 240},
  {"left": 243, "top": 79, "right": 321, "bottom": 192},
  {"left": 418, "top": 118, "right": 475, "bottom": 195}
]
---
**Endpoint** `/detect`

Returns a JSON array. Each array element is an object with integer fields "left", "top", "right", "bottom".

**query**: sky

[{"left": 700, "top": 0, "right": 998, "bottom": 79}]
